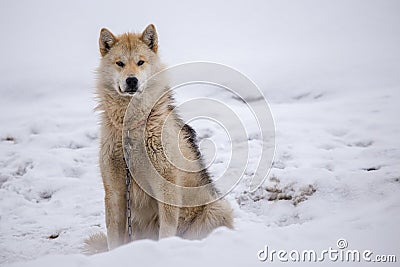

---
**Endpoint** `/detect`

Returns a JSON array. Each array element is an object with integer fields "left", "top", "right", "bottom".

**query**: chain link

[{"left": 124, "top": 157, "right": 133, "bottom": 240}]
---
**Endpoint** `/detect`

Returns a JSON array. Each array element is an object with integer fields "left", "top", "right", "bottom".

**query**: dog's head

[{"left": 98, "top": 24, "right": 161, "bottom": 96}]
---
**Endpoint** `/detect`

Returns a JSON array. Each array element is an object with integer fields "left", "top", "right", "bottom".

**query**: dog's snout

[
  {"left": 126, "top": 77, "right": 138, "bottom": 87},
  {"left": 125, "top": 77, "right": 138, "bottom": 92}
]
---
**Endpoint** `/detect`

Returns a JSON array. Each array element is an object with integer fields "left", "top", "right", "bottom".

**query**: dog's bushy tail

[
  {"left": 180, "top": 199, "right": 234, "bottom": 240},
  {"left": 203, "top": 199, "right": 234, "bottom": 230},
  {"left": 83, "top": 232, "right": 108, "bottom": 255}
]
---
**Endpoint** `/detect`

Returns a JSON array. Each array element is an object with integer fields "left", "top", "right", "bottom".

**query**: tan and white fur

[{"left": 84, "top": 25, "right": 233, "bottom": 254}]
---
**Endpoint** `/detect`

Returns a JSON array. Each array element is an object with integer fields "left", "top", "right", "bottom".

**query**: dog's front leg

[
  {"left": 158, "top": 202, "right": 179, "bottom": 239},
  {"left": 104, "top": 186, "right": 127, "bottom": 250}
]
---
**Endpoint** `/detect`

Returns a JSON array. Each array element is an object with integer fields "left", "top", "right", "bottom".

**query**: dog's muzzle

[{"left": 125, "top": 77, "right": 138, "bottom": 94}]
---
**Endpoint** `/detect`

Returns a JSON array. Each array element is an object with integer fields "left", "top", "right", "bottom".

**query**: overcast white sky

[{"left": 0, "top": 0, "right": 399, "bottom": 100}]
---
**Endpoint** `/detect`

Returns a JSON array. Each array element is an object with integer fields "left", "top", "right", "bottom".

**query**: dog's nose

[{"left": 125, "top": 77, "right": 138, "bottom": 92}]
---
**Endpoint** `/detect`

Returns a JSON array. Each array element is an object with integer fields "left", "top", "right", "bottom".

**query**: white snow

[{"left": 1, "top": 0, "right": 399, "bottom": 266}]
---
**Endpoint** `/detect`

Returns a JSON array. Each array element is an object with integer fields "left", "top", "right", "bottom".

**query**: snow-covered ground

[{"left": 1, "top": 0, "right": 399, "bottom": 266}]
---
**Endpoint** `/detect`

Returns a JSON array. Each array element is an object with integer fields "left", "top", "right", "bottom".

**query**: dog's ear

[
  {"left": 99, "top": 28, "right": 117, "bottom": 56},
  {"left": 141, "top": 24, "right": 158, "bottom": 53}
]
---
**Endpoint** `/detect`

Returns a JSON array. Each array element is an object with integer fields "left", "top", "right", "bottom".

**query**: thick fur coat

[{"left": 84, "top": 25, "right": 233, "bottom": 254}]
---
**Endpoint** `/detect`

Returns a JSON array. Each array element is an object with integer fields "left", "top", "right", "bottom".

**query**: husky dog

[{"left": 85, "top": 25, "right": 233, "bottom": 254}]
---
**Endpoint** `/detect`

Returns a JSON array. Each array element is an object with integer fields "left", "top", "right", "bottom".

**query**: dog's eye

[
  {"left": 137, "top": 60, "right": 145, "bottom": 66},
  {"left": 116, "top": 61, "right": 125, "bottom": 67}
]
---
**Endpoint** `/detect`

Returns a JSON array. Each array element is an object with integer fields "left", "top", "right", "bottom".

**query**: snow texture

[{"left": 0, "top": 0, "right": 399, "bottom": 266}]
